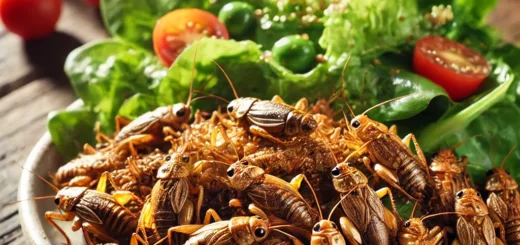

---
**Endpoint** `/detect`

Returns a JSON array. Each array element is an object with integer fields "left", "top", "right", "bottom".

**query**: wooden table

[{"left": 0, "top": 0, "right": 519, "bottom": 244}]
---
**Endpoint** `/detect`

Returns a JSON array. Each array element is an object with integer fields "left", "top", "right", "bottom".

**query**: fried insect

[
  {"left": 485, "top": 147, "right": 520, "bottom": 245},
  {"left": 454, "top": 188, "right": 504, "bottom": 245},
  {"left": 398, "top": 202, "right": 460, "bottom": 245},
  {"left": 170, "top": 204, "right": 304, "bottom": 245},
  {"left": 131, "top": 152, "right": 201, "bottom": 245},
  {"left": 331, "top": 161, "right": 399, "bottom": 245},
  {"left": 220, "top": 160, "right": 321, "bottom": 229},
  {"left": 55, "top": 144, "right": 126, "bottom": 187},
  {"left": 213, "top": 61, "right": 317, "bottom": 145},
  {"left": 346, "top": 96, "right": 433, "bottom": 202},
  {"left": 427, "top": 137, "right": 475, "bottom": 225},
  {"left": 46, "top": 186, "right": 138, "bottom": 245},
  {"left": 310, "top": 194, "right": 350, "bottom": 245},
  {"left": 112, "top": 46, "right": 201, "bottom": 146}
]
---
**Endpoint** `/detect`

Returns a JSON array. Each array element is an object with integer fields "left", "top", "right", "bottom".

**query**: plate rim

[{"left": 18, "top": 100, "right": 84, "bottom": 245}]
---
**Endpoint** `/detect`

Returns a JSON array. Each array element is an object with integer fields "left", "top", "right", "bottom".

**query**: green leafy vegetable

[
  {"left": 118, "top": 93, "right": 159, "bottom": 120},
  {"left": 48, "top": 108, "right": 97, "bottom": 161},
  {"left": 64, "top": 39, "right": 166, "bottom": 132},
  {"left": 442, "top": 101, "right": 520, "bottom": 186},
  {"left": 319, "top": 0, "right": 423, "bottom": 65}
]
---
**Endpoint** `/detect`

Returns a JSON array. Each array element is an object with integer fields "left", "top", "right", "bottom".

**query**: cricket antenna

[
  {"left": 420, "top": 212, "right": 462, "bottom": 222},
  {"left": 409, "top": 201, "right": 419, "bottom": 219},
  {"left": 301, "top": 175, "right": 323, "bottom": 220},
  {"left": 186, "top": 43, "right": 200, "bottom": 106},
  {"left": 191, "top": 95, "right": 230, "bottom": 104},
  {"left": 17, "top": 163, "right": 59, "bottom": 193},
  {"left": 361, "top": 91, "right": 427, "bottom": 116},
  {"left": 340, "top": 110, "right": 354, "bottom": 133},
  {"left": 340, "top": 55, "right": 356, "bottom": 119},
  {"left": 328, "top": 190, "right": 352, "bottom": 220},
  {"left": 448, "top": 134, "right": 482, "bottom": 151},
  {"left": 341, "top": 55, "right": 352, "bottom": 97},
  {"left": 500, "top": 146, "right": 517, "bottom": 169},
  {"left": 8, "top": 195, "right": 56, "bottom": 205},
  {"left": 212, "top": 60, "right": 239, "bottom": 99}
]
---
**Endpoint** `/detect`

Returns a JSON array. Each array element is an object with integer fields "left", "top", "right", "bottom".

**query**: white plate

[{"left": 18, "top": 100, "right": 87, "bottom": 245}]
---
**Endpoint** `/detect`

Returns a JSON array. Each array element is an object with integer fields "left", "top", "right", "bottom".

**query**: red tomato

[
  {"left": 0, "top": 0, "right": 61, "bottom": 40},
  {"left": 153, "top": 8, "right": 229, "bottom": 66},
  {"left": 84, "top": 0, "right": 99, "bottom": 7},
  {"left": 413, "top": 36, "right": 491, "bottom": 101}
]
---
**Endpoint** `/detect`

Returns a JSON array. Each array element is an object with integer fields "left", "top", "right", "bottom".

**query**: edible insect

[
  {"left": 169, "top": 204, "right": 304, "bottom": 245},
  {"left": 223, "top": 159, "right": 321, "bottom": 229},
  {"left": 454, "top": 188, "right": 503, "bottom": 245},
  {"left": 398, "top": 202, "right": 458, "bottom": 245},
  {"left": 427, "top": 137, "right": 475, "bottom": 226},
  {"left": 109, "top": 46, "right": 202, "bottom": 151},
  {"left": 485, "top": 147, "right": 520, "bottom": 245},
  {"left": 213, "top": 61, "right": 317, "bottom": 145},
  {"left": 331, "top": 161, "right": 399, "bottom": 245},
  {"left": 346, "top": 96, "right": 433, "bottom": 202},
  {"left": 54, "top": 144, "right": 126, "bottom": 187},
  {"left": 310, "top": 194, "right": 349, "bottom": 245},
  {"left": 131, "top": 152, "right": 202, "bottom": 245},
  {"left": 47, "top": 186, "right": 138, "bottom": 244}
]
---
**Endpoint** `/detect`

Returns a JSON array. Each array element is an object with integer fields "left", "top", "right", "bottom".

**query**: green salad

[{"left": 49, "top": 0, "right": 520, "bottom": 192}]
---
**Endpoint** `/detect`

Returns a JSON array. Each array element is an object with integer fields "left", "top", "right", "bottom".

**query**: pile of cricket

[{"left": 47, "top": 87, "right": 519, "bottom": 245}]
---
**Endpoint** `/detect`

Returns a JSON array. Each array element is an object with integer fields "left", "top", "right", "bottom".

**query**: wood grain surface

[{"left": 0, "top": 0, "right": 518, "bottom": 244}]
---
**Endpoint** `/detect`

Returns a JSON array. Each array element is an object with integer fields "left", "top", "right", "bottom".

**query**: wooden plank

[
  {"left": 0, "top": 79, "right": 76, "bottom": 244},
  {"left": 0, "top": 0, "right": 108, "bottom": 98}
]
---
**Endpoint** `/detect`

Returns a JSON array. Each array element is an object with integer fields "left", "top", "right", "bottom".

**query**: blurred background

[{"left": 0, "top": 0, "right": 519, "bottom": 244}]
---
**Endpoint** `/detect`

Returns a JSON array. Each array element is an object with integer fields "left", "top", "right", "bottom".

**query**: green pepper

[
  {"left": 218, "top": 2, "right": 256, "bottom": 39},
  {"left": 272, "top": 35, "right": 316, "bottom": 73}
]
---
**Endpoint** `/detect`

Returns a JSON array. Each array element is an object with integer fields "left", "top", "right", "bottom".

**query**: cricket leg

[
  {"left": 339, "top": 216, "right": 362, "bottom": 245},
  {"left": 373, "top": 163, "right": 417, "bottom": 201}
]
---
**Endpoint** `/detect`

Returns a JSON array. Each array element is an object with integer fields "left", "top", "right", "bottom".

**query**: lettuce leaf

[
  {"left": 319, "top": 0, "right": 424, "bottom": 66},
  {"left": 441, "top": 101, "right": 520, "bottom": 185},
  {"left": 48, "top": 108, "right": 97, "bottom": 161},
  {"left": 64, "top": 39, "right": 166, "bottom": 132}
]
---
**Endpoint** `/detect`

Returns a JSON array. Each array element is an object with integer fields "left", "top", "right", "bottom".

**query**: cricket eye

[
  {"left": 331, "top": 167, "right": 340, "bottom": 177},
  {"left": 227, "top": 104, "right": 234, "bottom": 113},
  {"left": 175, "top": 107, "right": 186, "bottom": 117},
  {"left": 54, "top": 198, "right": 60, "bottom": 205},
  {"left": 313, "top": 223, "right": 321, "bottom": 232},
  {"left": 227, "top": 167, "right": 235, "bottom": 177},
  {"left": 182, "top": 155, "right": 190, "bottom": 162},
  {"left": 404, "top": 221, "right": 411, "bottom": 227},
  {"left": 254, "top": 227, "right": 266, "bottom": 238},
  {"left": 456, "top": 190, "right": 464, "bottom": 199},
  {"left": 351, "top": 120, "right": 361, "bottom": 129}
]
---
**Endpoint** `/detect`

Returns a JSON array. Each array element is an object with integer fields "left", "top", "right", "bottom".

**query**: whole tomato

[{"left": 0, "top": 0, "right": 62, "bottom": 40}]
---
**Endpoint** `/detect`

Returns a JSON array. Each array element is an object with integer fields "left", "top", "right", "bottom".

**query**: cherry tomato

[
  {"left": 0, "top": 0, "right": 61, "bottom": 40},
  {"left": 153, "top": 8, "right": 229, "bottom": 67},
  {"left": 413, "top": 36, "right": 491, "bottom": 101},
  {"left": 84, "top": 0, "right": 99, "bottom": 7}
]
